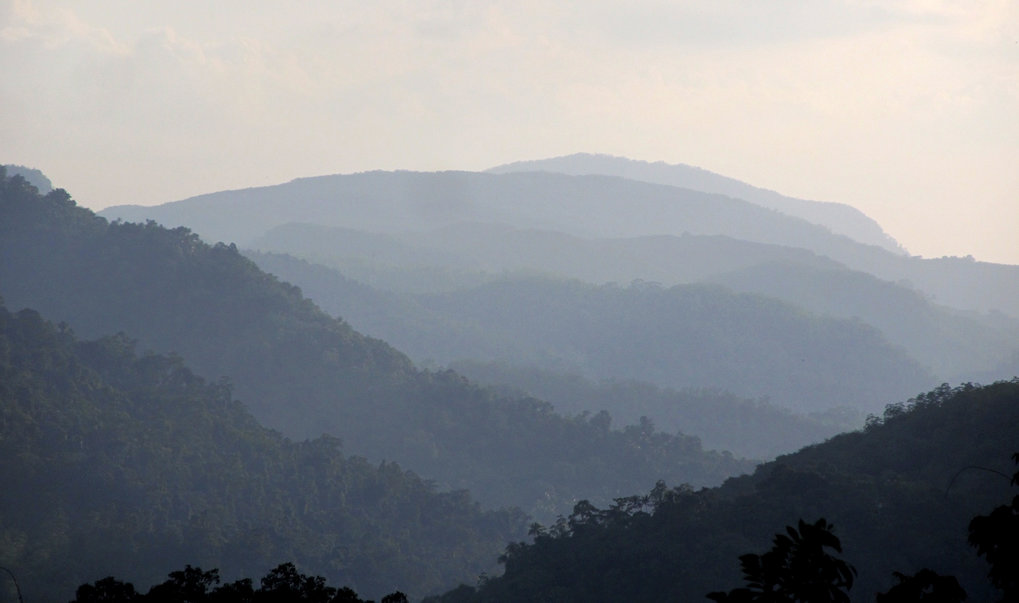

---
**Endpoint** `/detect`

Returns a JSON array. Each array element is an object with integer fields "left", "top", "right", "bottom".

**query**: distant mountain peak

[{"left": 488, "top": 153, "right": 906, "bottom": 254}]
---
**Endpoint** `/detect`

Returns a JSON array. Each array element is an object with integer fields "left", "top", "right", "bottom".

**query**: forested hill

[
  {"left": 0, "top": 168, "right": 754, "bottom": 519},
  {"left": 425, "top": 380, "right": 1019, "bottom": 602},
  {"left": 247, "top": 251, "right": 935, "bottom": 416},
  {"left": 0, "top": 301, "right": 525, "bottom": 601}
]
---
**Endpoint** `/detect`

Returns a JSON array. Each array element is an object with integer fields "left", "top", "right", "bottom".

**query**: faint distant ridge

[
  {"left": 487, "top": 153, "right": 906, "bottom": 255},
  {"left": 3, "top": 163, "right": 53, "bottom": 194}
]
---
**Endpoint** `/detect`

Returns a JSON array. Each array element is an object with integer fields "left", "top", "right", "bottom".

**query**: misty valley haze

[{"left": 2, "top": 158, "right": 1019, "bottom": 602}]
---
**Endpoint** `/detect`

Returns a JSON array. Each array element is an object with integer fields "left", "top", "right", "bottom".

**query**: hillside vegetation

[
  {"left": 425, "top": 380, "right": 1019, "bottom": 602},
  {"left": 0, "top": 301, "right": 524, "bottom": 601},
  {"left": 0, "top": 168, "right": 753, "bottom": 520},
  {"left": 246, "top": 251, "right": 935, "bottom": 416}
]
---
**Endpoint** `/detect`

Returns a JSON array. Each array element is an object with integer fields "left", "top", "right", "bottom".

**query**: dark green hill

[
  {"left": 0, "top": 302, "right": 525, "bottom": 602},
  {"left": 243, "top": 251, "right": 935, "bottom": 415},
  {"left": 425, "top": 380, "right": 1019, "bottom": 602},
  {"left": 0, "top": 167, "right": 753, "bottom": 520}
]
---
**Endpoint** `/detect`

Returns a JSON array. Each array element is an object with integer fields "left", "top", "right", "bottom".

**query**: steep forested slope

[
  {"left": 0, "top": 302, "right": 525, "bottom": 602},
  {"left": 0, "top": 168, "right": 753, "bottom": 519},
  {"left": 446, "top": 361, "right": 847, "bottom": 460},
  {"left": 426, "top": 380, "right": 1019, "bottom": 602},
  {"left": 243, "top": 251, "right": 935, "bottom": 415}
]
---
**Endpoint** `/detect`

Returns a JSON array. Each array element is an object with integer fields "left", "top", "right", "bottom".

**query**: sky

[{"left": 2, "top": 0, "right": 1017, "bottom": 263}]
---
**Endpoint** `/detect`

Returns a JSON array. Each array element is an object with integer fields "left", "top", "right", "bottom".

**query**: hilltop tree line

[
  {"left": 423, "top": 381, "right": 1019, "bottom": 601},
  {"left": 0, "top": 301, "right": 525, "bottom": 601},
  {"left": 71, "top": 563, "right": 407, "bottom": 603},
  {"left": 0, "top": 166, "right": 753, "bottom": 522}
]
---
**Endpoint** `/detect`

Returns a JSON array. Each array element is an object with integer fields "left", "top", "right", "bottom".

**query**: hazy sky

[{"left": 2, "top": 1, "right": 1016, "bottom": 263}]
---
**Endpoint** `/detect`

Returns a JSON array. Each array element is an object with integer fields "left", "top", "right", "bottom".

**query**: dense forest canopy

[
  {"left": 423, "top": 380, "right": 1019, "bottom": 602},
  {"left": 5, "top": 164, "right": 1018, "bottom": 602},
  {"left": 243, "top": 256, "right": 935, "bottom": 415},
  {"left": 0, "top": 299, "right": 524, "bottom": 601},
  {"left": 0, "top": 167, "right": 753, "bottom": 522}
]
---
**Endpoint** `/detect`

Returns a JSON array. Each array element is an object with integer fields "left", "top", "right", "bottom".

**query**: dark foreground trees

[
  {"left": 423, "top": 384, "right": 1019, "bottom": 602},
  {"left": 72, "top": 563, "right": 407, "bottom": 603},
  {"left": 967, "top": 452, "right": 1019, "bottom": 601},
  {"left": 706, "top": 519, "right": 856, "bottom": 603},
  {"left": 708, "top": 451, "right": 1019, "bottom": 602}
]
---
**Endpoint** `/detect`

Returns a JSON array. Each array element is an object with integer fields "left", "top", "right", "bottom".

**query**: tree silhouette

[
  {"left": 257, "top": 563, "right": 336, "bottom": 603},
  {"left": 967, "top": 452, "right": 1019, "bottom": 601},
  {"left": 147, "top": 566, "right": 220, "bottom": 603},
  {"left": 706, "top": 518, "right": 856, "bottom": 602},
  {"left": 73, "top": 577, "right": 139, "bottom": 603},
  {"left": 875, "top": 569, "right": 966, "bottom": 602}
]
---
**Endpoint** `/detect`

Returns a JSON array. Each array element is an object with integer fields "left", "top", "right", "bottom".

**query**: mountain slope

[
  {"left": 0, "top": 167, "right": 753, "bottom": 519},
  {"left": 0, "top": 302, "right": 525, "bottom": 602},
  {"left": 487, "top": 153, "right": 904, "bottom": 253},
  {"left": 249, "top": 221, "right": 842, "bottom": 292},
  {"left": 98, "top": 170, "right": 881, "bottom": 274},
  {"left": 426, "top": 380, "right": 1019, "bottom": 602},
  {"left": 244, "top": 251, "right": 936, "bottom": 415},
  {"left": 100, "top": 168, "right": 1019, "bottom": 319},
  {"left": 702, "top": 261, "right": 1019, "bottom": 381},
  {"left": 247, "top": 222, "right": 1019, "bottom": 384},
  {"left": 445, "top": 360, "right": 848, "bottom": 460}
]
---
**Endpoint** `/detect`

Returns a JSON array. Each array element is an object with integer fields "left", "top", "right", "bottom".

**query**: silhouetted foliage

[
  {"left": 706, "top": 519, "right": 856, "bottom": 602},
  {"left": 70, "top": 563, "right": 403, "bottom": 603},
  {"left": 0, "top": 166, "right": 753, "bottom": 521},
  {"left": 967, "top": 453, "right": 1019, "bottom": 601},
  {"left": 74, "top": 577, "right": 140, "bottom": 603},
  {"left": 425, "top": 382, "right": 1019, "bottom": 602},
  {"left": 0, "top": 302, "right": 524, "bottom": 601},
  {"left": 875, "top": 570, "right": 967, "bottom": 602}
]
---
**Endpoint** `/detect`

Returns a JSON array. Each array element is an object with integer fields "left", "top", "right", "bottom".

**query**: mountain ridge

[
  {"left": 98, "top": 167, "right": 1019, "bottom": 319},
  {"left": 487, "top": 153, "right": 904, "bottom": 254},
  {"left": 1, "top": 166, "right": 753, "bottom": 521}
]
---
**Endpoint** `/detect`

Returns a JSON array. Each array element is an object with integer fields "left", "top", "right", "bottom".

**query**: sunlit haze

[{"left": 2, "top": 0, "right": 1016, "bottom": 263}]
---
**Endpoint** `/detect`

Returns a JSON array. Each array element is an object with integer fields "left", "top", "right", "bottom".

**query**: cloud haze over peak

[{"left": 2, "top": 0, "right": 1016, "bottom": 263}]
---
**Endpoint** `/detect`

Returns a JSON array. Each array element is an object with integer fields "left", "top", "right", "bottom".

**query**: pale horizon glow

[{"left": 2, "top": 1, "right": 1017, "bottom": 263}]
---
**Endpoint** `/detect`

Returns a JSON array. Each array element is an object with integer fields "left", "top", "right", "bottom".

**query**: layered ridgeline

[
  {"left": 247, "top": 224, "right": 1019, "bottom": 384},
  {"left": 0, "top": 302, "right": 525, "bottom": 602},
  {"left": 240, "top": 252, "right": 854, "bottom": 458},
  {"left": 425, "top": 380, "right": 1019, "bottom": 602},
  {"left": 247, "top": 251, "right": 935, "bottom": 418},
  {"left": 98, "top": 170, "right": 871, "bottom": 261},
  {"left": 0, "top": 168, "right": 753, "bottom": 520},
  {"left": 488, "top": 154, "right": 1019, "bottom": 320},
  {"left": 98, "top": 168, "right": 1019, "bottom": 319},
  {"left": 487, "top": 153, "right": 904, "bottom": 254}
]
